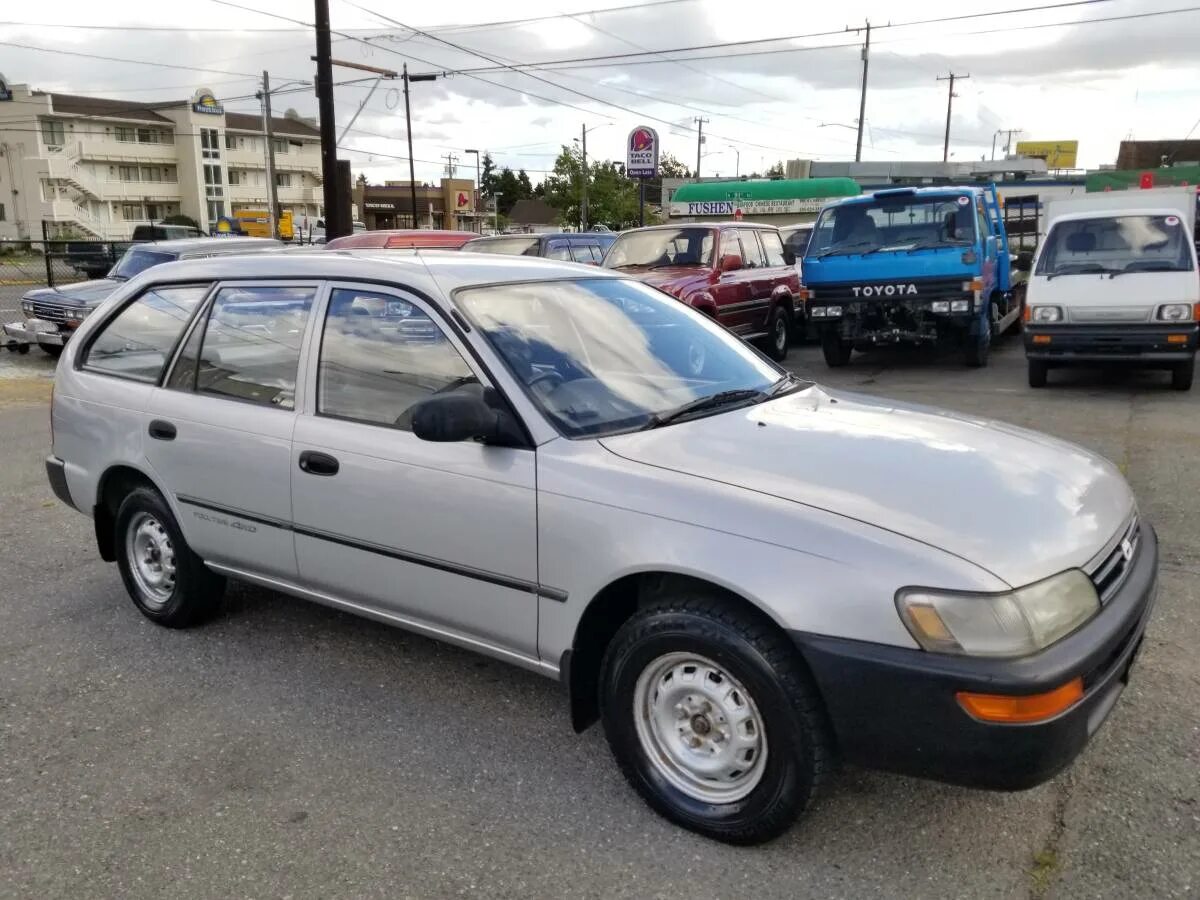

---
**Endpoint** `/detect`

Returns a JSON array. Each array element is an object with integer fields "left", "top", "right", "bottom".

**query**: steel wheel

[
  {"left": 125, "top": 511, "right": 177, "bottom": 608},
  {"left": 633, "top": 652, "right": 768, "bottom": 804},
  {"left": 773, "top": 313, "right": 788, "bottom": 356}
]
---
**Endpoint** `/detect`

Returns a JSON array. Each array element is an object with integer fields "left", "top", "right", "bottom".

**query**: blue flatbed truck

[{"left": 800, "top": 185, "right": 1032, "bottom": 367}]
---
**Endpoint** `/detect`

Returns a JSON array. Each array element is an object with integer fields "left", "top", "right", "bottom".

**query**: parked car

[
  {"left": 460, "top": 232, "right": 615, "bottom": 264},
  {"left": 2, "top": 237, "right": 279, "bottom": 357},
  {"left": 46, "top": 252, "right": 1155, "bottom": 844},
  {"left": 325, "top": 229, "right": 477, "bottom": 251},
  {"left": 132, "top": 223, "right": 204, "bottom": 242},
  {"left": 778, "top": 223, "right": 814, "bottom": 265},
  {"left": 604, "top": 223, "right": 800, "bottom": 361},
  {"left": 1024, "top": 188, "right": 1199, "bottom": 390}
]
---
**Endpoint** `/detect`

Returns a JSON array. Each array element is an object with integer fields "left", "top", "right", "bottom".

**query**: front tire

[
  {"left": 762, "top": 305, "right": 791, "bottom": 362},
  {"left": 820, "top": 330, "right": 852, "bottom": 368},
  {"left": 1028, "top": 359, "right": 1048, "bottom": 388},
  {"left": 40, "top": 344, "right": 63, "bottom": 359},
  {"left": 600, "top": 592, "right": 832, "bottom": 845},
  {"left": 115, "top": 487, "right": 225, "bottom": 627},
  {"left": 964, "top": 316, "right": 991, "bottom": 368},
  {"left": 1172, "top": 358, "right": 1194, "bottom": 391}
]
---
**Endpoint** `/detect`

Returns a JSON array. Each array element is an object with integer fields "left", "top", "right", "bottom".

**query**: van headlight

[
  {"left": 21, "top": 300, "right": 34, "bottom": 316},
  {"left": 1031, "top": 305, "right": 1062, "bottom": 323},
  {"left": 896, "top": 570, "right": 1099, "bottom": 657},
  {"left": 1156, "top": 303, "right": 1193, "bottom": 322}
]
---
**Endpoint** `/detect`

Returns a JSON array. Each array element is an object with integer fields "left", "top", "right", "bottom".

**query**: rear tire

[
  {"left": 821, "top": 330, "right": 852, "bottom": 368},
  {"left": 114, "top": 487, "right": 225, "bottom": 627},
  {"left": 1172, "top": 359, "right": 1194, "bottom": 391},
  {"left": 600, "top": 591, "right": 832, "bottom": 845},
  {"left": 762, "top": 305, "right": 791, "bottom": 362},
  {"left": 1028, "top": 359, "right": 1048, "bottom": 388}
]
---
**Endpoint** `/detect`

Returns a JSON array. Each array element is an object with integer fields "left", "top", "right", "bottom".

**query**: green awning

[
  {"left": 671, "top": 178, "right": 861, "bottom": 202},
  {"left": 1086, "top": 166, "right": 1200, "bottom": 192}
]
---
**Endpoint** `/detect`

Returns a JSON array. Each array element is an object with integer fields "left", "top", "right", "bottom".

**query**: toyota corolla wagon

[{"left": 46, "top": 251, "right": 1156, "bottom": 844}]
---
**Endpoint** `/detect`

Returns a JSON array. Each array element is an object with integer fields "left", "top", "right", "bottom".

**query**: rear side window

[
  {"left": 760, "top": 231, "right": 788, "bottom": 267},
  {"left": 83, "top": 285, "right": 209, "bottom": 382},
  {"left": 734, "top": 230, "right": 766, "bottom": 269},
  {"left": 194, "top": 285, "right": 316, "bottom": 409},
  {"left": 545, "top": 240, "right": 572, "bottom": 261},
  {"left": 570, "top": 242, "right": 597, "bottom": 264}
]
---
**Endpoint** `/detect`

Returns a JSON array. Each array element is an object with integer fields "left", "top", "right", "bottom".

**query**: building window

[
  {"left": 207, "top": 200, "right": 225, "bottom": 223},
  {"left": 201, "top": 128, "right": 221, "bottom": 160},
  {"left": 228, "top": 169, "right": 241, "bottom": 186},
  {"left": 273, "top": 137, "right": 288, "bottom": 155},
  {"left": 41, "top": 120, "right": 65, "bottom": 147},
  {"left": 118, "top": 165, "right": 140, "bottom": 183},
  {"left": 204, "top": 164, "right": 223, "bottom": 187},
  {"left": 0, "top": 203, "right": 6, "bottom": 222},
  {"left": 122, "top": 203, "right": 143, "bottom": 221},
  {"left": 145, "top": 203, "right": 162, "bottom": 221},
  {"left": 275, "top": 173, "right": 291, "bottom": 188},
  {"left": 225, "top": 134, "right": 236, "bottom": 150}
]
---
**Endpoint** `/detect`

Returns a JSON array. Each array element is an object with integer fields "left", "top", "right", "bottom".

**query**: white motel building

[{"left": 0, "top": 81, "right": 325, "bottom": 241}]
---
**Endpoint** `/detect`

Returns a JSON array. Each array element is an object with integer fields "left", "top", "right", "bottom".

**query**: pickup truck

[
  {"left": 802, "top": 185, "right": 1031, "bottom": 368},
  {"left": 603, "top": 222, "right": 800, "bottom": 361}
]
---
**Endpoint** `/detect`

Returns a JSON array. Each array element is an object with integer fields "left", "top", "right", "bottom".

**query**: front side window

[
  {"left": 457, "top": 278, "right": 787, "bottom": 439},
  {"left": 84, "top": 285, "right": 209, "bottom": 382},
  {"left": 735, "top": 230, "right": 766, "bottom": 268},
  {"left": 604, "top": 228, "right": 715, "bottom": 269},
  {"left": 807, "top": 195, "right": 977, "bottom": 258},
  {"left": 1035, "top": 214, "right": 1195, "bottom": 277},
  {"left": 760, "top": 230, "right": 788, "bottom": 267},
  {"left": 318, "top": 288, "right": 474, "bottom": 429},
  {"left": 570, "top": 242, "right": 597, "bottom": 264},
  {"left": 195, "top": 285, "right": 316, "bottom": 409}
]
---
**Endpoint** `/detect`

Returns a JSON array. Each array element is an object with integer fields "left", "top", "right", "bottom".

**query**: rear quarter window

[{"left": 83, "top": 285, "right": 210, "bottom": 382}]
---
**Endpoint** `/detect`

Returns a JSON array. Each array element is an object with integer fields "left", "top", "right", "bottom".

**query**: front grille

[
  {"left": 1087, "top": 515, "right": 1140, "bottom": 604},
  {"left": 29, "top": 301, "right": 69, "bottom": 324},
  {"left": 809, "top": 277, "right": 969, "bottom": 304}
]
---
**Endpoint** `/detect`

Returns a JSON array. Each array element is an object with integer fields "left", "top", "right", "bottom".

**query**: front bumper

[
  {"left": 1025, "top": 324, "right": 1198, "bottom": 363},
  {"left": 2, "top": 319, "right": 66, "bottom": 348},
  {"left": 811, "top": 300, "right": 980, "bottom": 345},
  {"left": 792, "top": 524, "right": 1158, "bottom": 790}
]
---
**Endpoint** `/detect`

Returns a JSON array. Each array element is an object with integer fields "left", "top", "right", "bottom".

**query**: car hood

[
  {"left": 1027, "top": 271, "right": 1199, "bottom": 323},
  {"left": 802, "top": 245, "right": 976, "bottom": 285},
  {"left": 24, "top": 278, "right": 124, "bottom": 308},
  {"left": 615, "top": 266, "right": 712, "bottom": 294},
  {"left": 599, "top": 385, "right": 1133, "bottom": 587}
]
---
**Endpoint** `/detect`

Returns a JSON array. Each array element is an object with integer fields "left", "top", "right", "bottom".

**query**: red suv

[{"left": 603, "top": 223, "right": 800, "bottom": 360}]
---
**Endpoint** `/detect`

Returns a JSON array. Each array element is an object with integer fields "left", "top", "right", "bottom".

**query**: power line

[{"left": 394, "top": 0, "right": 699, "bottom": 36}]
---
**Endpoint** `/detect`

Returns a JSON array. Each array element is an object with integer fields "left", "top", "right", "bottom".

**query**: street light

[
  {"left": 403, "top": 65, "right": 438, "bottom": 228},
  {"left": 574, "top": 122, "right": 611, "bottom": 231},
  {"left": 464, "top": 148, "right": 481, "bottom": 231},
  {"left": 727, "top": 145, "right": 740, "bottom": 178}
]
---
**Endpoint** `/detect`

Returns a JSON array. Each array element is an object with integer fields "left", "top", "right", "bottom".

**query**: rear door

[
  {"left": 712, "top": 229, "right": 756, "bottom": 331},
  {"left": 290, "top": 282, "right": 539, "bottom": 658},
  {"left": 726, "top": 229, "right": 771, "bottom": 334},
  {"left": 144, "top": 280, "right": 321, "bottom": 580}
]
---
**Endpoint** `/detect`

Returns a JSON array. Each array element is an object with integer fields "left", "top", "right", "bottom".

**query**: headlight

[
  {"left": 950, "top": 299, "right": 970, "bottom": 312},
  {"left": 810, "top": 307, "right": 827, "bottom": 318},
  {"left": 826, "top": 305, "right": 843, "bottom": 317},
  {"left": 1031, "top": 305, "right": 1062, "bottom": 323},
  {"left": 21, "top": 300, "right": 34, "bottom": 316},
  {"left": 66, "top": 307, "right": 91, "bottom": 322},
  {"left": 930, "top": 301, "right": 950, "bottom": 313},
  {"left": 896, "top": 569, "right": 1099, "bottom": 657},
  {"left": 1156, "top": 303, "right": 1193, "bottom": 322}
]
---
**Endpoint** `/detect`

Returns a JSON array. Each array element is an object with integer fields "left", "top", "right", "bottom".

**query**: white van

[{"left": 1023, "top": 187, "right": 1199, "bottom": 390}]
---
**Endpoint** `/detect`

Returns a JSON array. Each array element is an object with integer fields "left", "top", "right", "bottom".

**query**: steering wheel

[{"left": 528, "top": 370, "right": 565, "bottom": 393}]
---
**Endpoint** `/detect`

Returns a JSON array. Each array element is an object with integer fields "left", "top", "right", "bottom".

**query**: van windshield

[
  {"left": 808, "top": 195, "right": 977, "bottom": 258},
  {"left": 1036, "top": 214, "right": 1194, "bottom": 277}
]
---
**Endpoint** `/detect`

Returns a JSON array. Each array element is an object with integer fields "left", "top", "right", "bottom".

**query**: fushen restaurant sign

[{"left": 670, "top": 198, "right": 829, "bottom": 216}]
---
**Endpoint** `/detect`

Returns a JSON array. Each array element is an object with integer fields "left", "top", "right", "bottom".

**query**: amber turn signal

[
  {"left": 957, "top": 677, "right": 1084, "bottom": 724},
  {"left": 1167, "top": 334, "right": 1189, "bottom": 344},
  {"left": 1032, "top": 334, "right": 1052, "bottom": 344}
]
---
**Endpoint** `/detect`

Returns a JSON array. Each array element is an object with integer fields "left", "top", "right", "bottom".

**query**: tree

[
  {"left": 163, "top": 213, "right": 201, "bottom": 230},
  {"left": 492, "top": 166, "right": 533, "bottom": 215},
  {"left": 479, "top": 153, "right": 499, "bottom": 199},
  {"left": 765, "top": 161, "right": 785, "bottom": 179},
  {"left": 540, "top": 145, "right": 641, "bottom": 230},
  {"left": 658, "top": 153, "right": 691, "bottom": 179}
]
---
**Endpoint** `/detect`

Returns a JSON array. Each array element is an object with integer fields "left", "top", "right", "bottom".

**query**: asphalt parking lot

[{"left": 1, "top": 335, "right": 1197, "bottom": 899}]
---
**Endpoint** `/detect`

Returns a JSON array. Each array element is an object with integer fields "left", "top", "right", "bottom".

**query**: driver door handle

[{"left": 298, "top": 450, "right": 339, "bottom": 477}]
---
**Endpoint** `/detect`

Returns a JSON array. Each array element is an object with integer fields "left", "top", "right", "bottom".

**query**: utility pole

[
  {"left": 464, "top": 148, "right": 481, "bottom": 230},
  {"left": 694, "top": 117, "right": 709, "bottom": 179},
  {"left": 257, "top": 71, "right": 281, "bottom": 241},
  {"left": 401, "top": 64, "right": 437, "bottom": 228},
  {"left": 444, "top": 152, "right": 458, "bottom": 178},
  {"left": 851, "top": 20, "right": 871, "bottom": 163},
  {"left": 313, "top": 0, "right": 342, "bottom": 239},
  {"left": 1003, "top": 128, "right": 1023, "bottom": 156},
  {"left": 728, "top": 146, "right": 740, "bottom": 178},
  {"left": 580, "top": 123, "right": 588, "bottom": 231},
  {"left": 937, "top": 72, "right": 969, "bottom": 163}
]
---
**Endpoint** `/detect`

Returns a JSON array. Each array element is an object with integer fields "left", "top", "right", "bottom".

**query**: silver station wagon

[{"left": 46, "top": 252, "right": 1157, "bottom": 844}]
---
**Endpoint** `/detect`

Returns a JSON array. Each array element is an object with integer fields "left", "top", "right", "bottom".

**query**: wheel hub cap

[
  {"left": 125, "top": 512, "right": 177, "bottom": 608},
  {"left": 633, "top": 652, "right": 768, "bottom": 804}
]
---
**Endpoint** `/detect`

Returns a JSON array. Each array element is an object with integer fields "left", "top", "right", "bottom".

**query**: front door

[
  {"left": 144, "top": 281, "right": 320, "bottom": 580},
  {"left": 290, "top": 284, "right": 539, "bottom": 659},
  {"left": 713, "top": 230, "right": 755, "bottom": 331}
]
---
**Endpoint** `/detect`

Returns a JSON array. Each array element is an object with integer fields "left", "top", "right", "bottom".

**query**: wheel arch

[
  {"left": 92, "top": 463, "right": 168, "bottom": 562},
  {"left": 562, "top": 570, "right": 800, "bottom": 734}
]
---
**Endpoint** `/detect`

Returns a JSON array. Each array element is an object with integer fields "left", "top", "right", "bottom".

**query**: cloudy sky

[{"left": 2, "top": 0, "right": 1197, "bottom": 184}]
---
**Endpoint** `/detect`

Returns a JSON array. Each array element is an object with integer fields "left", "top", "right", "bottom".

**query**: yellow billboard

[{"left": 1015, "top": 140, "right": 1078, "bottom": 169}]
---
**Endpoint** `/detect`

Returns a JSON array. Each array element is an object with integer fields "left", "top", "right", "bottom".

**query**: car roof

[
  {"left": 132, "top": 249, "right": 623, "bottom": 296},
  {"left": 136, "top": 237, "right": 281, "bottom": 252},
  {"left": 617, "top": 222, "right": 777, "bottom": 233},
  {"left": 325, "top": 230, "right": 477, "bottom": 250}
]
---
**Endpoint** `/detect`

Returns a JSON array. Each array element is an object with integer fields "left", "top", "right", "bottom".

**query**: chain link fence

[{"left": 0, "top": 240, "right": 133, "bottom": 311}]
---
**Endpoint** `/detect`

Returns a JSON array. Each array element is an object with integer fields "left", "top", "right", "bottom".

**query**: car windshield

[
  {"left": 807, "top": 195, "right": 978, "bottom": 258},
  {"left": 1035, "top": 214, "right": 1195, "bottom": 277},
  {"left": 456, "top": 277, "right": 789, "bottom": 438},
  {"left": 464, "top": 237, "right": 541, "bottom": 256},
  {"left": 111, "top": 248, "right": 177, "bottom": 280},
  {"left": 604, "top": 228, "right": 715, "bottom": 269}
]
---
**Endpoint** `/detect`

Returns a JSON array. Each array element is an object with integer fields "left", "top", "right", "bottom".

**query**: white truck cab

[{"left": 1023, "top": 187, "right": 1199, "bottom": 390}]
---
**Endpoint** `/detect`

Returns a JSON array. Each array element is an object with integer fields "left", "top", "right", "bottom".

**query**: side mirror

[
  {"left": 410, "top": 392, "right": 523, "bottom": 446},
  {"left": 719, "top": 253, "right": 743, "bottom": 272},
  {"left": 1013, "top": 251, "right": 1033, "bottom": 273}
]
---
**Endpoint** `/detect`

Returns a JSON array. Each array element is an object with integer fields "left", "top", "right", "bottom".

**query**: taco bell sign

[{"left": 626, "top": 125, "right": 660, "bottom": 178}]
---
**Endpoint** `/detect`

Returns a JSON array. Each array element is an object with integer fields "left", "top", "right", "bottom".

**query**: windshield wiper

[
  {"left": 639, "top": 388, "right": 765, "bottom": 430},
  {"left": 1045, "top": 267, "right": 1119, "bottom": 281},
  {"left": 815, "top": 240, "right": 879, "bottom": 259},
  {"left": 765, "top": 373, "right": 808, "bottom": 399},
  {"left": 905, "top": 239, "right": 970, "bottom": 253}
]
